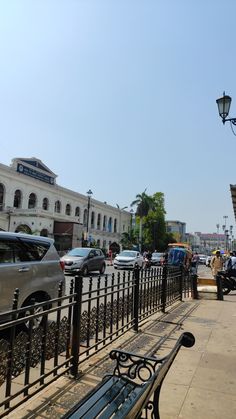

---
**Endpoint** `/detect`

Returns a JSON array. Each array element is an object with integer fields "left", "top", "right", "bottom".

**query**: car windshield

[
  {"left": 119, "top": 251, "right": 137, "bottom": 257},
  {"left": 67, "top": 248, "right": 90, "bottom": 257},
  {"left": 152, "top": 253, "right": 162, "bottom": 257}
]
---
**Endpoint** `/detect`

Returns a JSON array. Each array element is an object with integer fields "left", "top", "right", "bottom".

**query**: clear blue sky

[{"left": 0, "top": 0, "right": 236, "bottom": 234}]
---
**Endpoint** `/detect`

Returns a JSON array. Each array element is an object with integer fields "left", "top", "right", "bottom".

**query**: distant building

[
  {"left": 166, "top": 220, "right": 186, "bottom": 242},
  {"left": 194, "top": 232, "right": 227, "bottom": 253},
  {"left": 185, "top": 233, "right": 201, "bottom": 251},
  {"left": 0, "top": 157, "right": 131, "bottom": 253}
]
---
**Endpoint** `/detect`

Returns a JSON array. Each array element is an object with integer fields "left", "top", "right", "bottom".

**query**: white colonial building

[{"left": 0, "top": 157, "right": 131, "bottom": 253}]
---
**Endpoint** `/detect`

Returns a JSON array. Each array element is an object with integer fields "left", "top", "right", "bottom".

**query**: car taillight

[{"left": 60, "top": 260, "right": 65, "bottom": 271}]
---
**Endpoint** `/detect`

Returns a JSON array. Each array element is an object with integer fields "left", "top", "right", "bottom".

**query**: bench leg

[{"left": 143, "top": 387, "right": 161, "bottom": 419}]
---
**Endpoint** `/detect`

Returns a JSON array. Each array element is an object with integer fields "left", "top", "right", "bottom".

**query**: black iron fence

[{"left": 0, "top": 266, "right": 193, "bottom": 417}]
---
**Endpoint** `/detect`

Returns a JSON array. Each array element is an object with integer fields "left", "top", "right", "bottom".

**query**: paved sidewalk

[{"left": 6, "top": 292, "right": 236, "bottom": 419}]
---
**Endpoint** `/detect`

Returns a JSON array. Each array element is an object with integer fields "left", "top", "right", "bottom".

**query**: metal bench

[{"left": 63, "top": 332, "right": 195, "bottom": 419}]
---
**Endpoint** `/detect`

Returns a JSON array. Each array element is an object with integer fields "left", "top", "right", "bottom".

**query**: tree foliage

[{"left": 130, "top": 190, "right": 176, "bottom": 251}]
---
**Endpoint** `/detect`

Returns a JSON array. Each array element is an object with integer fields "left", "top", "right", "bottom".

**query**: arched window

[
  {"left": 75, "top": 206, "right": 80, "bottom": 217},
  {"left": 42, "top": 197, "right": 49, "bottom": 210},
  {"left": 114, "top": 219, "right": 117, "bottom": 233},
  {"left": 66, "top": 204, "right": 71, "bottom": 216},
  {"left": 91, "top": 211, "right": 95, "bottom": 228},
  {"left": 83, "top": 209, "right": 88, "bottom": 227},
  {"left": 97, "top": 213, "right": 101, "bottom": 230},
  {"left": 28, "top": 193, "right": 37, "bottom": 209},
  {"left": 15, "top": 224, "right": 32, "bottom": 234},
  {"left": 13, "top": 189, "right": 22, "bottom": 208},
  {"left": 108, "top": 217, "right": 112, "bottom": 232},
  {"left": 103, "top": 215, "right": 107, "bottom": 231},
  {"left": 40, "top": 228, "right": 48, "bottom": 237},
  {"left": 55, "top": 200, "right": 61, "bottom": 213}
]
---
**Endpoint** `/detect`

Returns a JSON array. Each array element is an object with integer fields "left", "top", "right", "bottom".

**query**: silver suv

[{"left": 0, "top": 232, "right": 65, "bottom": 317}]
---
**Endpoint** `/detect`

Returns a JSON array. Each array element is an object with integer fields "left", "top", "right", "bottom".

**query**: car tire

[
  {"left": 82, "top": 265, "right": 89, "bottom": 276},
  {"left": 20, "top": 294, "right": 51, "bottom": 331},
  {"left": 99, "top": 264, "right": 106, "bottom": 275}
]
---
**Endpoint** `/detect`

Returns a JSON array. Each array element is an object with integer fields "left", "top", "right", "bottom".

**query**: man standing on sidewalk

[{"left": 210, "top": 250, "right": 224, "bottom": 279}]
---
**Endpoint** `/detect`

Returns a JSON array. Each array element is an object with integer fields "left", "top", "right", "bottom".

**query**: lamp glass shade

[
  {"left": 216, "top": 94, "right": 232, "bottom": 119},
  {"left": 87, "top": 189, "right": 93, "bottom": 197}
]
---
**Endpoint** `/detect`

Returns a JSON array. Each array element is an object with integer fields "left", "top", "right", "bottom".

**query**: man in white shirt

[{"left": 226, "top": 252, "right": 236, "bottom": 276}]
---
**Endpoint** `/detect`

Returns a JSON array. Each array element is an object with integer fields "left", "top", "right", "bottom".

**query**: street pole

[
  {"left": 7, "top": 212, "right": 11, "bottom": 231},
  {"left": 86, "top": 189, "right": 93, "bottom": 246},
  {"left": 216, "top": 223, "right": 219, "bottom": 249},
  {"left": 225, "top": 229, "right": 229, "bottom": 252}
]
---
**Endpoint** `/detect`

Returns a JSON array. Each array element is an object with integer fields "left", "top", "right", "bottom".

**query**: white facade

[{"left": 0, "top": 158, "right": 131, "bottom": 252}]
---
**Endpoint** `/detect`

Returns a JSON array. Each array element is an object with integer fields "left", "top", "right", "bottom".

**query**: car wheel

[
  {"left": 20, "top": 295, "right": 51, "bottom": 330},
  {"left": 82, "top": 265, "right": 89, "bottom": 276},
  {"left": 99, "top": 264, "right": 106, "bottom": 275}
]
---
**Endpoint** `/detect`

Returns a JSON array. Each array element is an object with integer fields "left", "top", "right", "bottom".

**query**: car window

[
  {"left": 17, "top": 238, "right": 50, "bottom": 261},
  {"left": 0, "top": 242, "right": 15, "bottom": 263},
  {"left": 120, "top": 251, "right": 137, "bottom": 257},
  {"left": 94, "top": 249, "right": 101, "bottom": 256},
  {"left": 0, "top": 238, "right": 49, "bottom": 263},
  {"left": 89, "top": 250, "right": 96, "bottom": 257},
  {"left": 68, "top": 248, "right": 89, "bottom": 257}
]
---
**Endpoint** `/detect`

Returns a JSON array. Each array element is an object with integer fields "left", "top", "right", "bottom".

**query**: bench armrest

[{"left": 109, "top": 332, "right": 195, "bottom": 383}]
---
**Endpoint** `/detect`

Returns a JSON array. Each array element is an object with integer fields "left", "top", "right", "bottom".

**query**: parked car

[
  {"left": 61, "top": 247, "right": 106, "bottom": 275},
  {"left": 151, "top": 252, "right": 164, "bottom": 266},
  {"left": 198, "top": 254, "right": 207, "bottom": 264},
  {"left": 0, "top": 231, "right": 65, "bottom": 324},
  {"left": 113, "top": 250, "right": 143, "bottom": 270}
]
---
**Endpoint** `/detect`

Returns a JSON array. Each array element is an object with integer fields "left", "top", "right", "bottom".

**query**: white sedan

[{"left": 113, "top": 250, "right": 144, "bottom": 270}]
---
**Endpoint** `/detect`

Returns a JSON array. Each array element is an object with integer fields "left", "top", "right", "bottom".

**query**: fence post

[
  {"left": 216, "top": 274, "right": 224, "bottom": 300},
  {"left": 192, "top": 274, "right": 199, "bottom": 299},
  {"left": 5, "top": 288, "right": 19, "bottom": 409},
  {"left": 179, "top": 266, "right": 183, "bottom": 301},
  {"left": 71, "top": 273, "right": 83, "bottom": 377},
  {"left": 133, "top": 266, "right": 140, "bottom": 332},
  {"left": 161, "top": 265, "right": 167, "bottom": 313}
]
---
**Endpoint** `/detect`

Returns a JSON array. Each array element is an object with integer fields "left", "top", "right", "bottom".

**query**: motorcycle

[
  {"left": 143, "top": 257, "right": 152, "bottom": 270},
  {"left": 217, "top": 270, "right": 236, "bottom": 295}
]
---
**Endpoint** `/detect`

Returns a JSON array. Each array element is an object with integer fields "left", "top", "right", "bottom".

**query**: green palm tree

[{"left": 131, "top": 189, "right": 154, "bottom": 251}]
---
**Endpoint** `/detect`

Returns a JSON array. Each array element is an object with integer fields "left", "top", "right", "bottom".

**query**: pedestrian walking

[
  {"left": 210, "top": 250, "right": 224, "bottom": 279},
  {"left": 191, "top": 252, "right": 200, "bottom": 274}
]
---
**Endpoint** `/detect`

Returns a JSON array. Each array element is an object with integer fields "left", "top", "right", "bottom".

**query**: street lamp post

[
  {"left": 223, "top": 215, "right": 228, "bottom": 229},
  {"left": 225, "top": 230, "right": 229, "bottom": 252},
  {"left": 216, "top": 92, "right": 236, "bottom": 135},
  {"left": 86, "top": 189, "right": 93, "bottom": 245},
  {"left": 216, "top": 223, "right": 220, "bottom": 249}
]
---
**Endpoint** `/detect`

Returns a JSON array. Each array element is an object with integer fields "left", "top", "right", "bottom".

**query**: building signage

[{"left": 17, "top": 163, "right": 55, "bottom": 185}]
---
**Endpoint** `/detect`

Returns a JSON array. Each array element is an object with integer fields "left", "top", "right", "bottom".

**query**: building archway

[
  {"left": 40, "top": 228, "right": 48, "bottom": 237},
  {"left": 15, "top": 224, "right": 32, "bottom": 234},
  {"left": 109, "top": 242, "right": 120, "bottom": 254}
]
